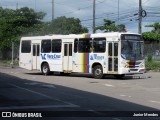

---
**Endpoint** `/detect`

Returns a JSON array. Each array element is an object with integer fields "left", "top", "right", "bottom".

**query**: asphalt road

[{"left": 0, "top": 67, "right": 160, "bottom": 120}]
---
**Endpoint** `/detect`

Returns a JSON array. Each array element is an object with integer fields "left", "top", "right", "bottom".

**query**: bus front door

[
  {"left": 32, "top": 44, "right": 40, "bottom": 70},
  {"left": 108, "top": 42, "right": 118, "bottom": 73},
  {"left": 63, "top": 43, "right": 73, "bottom": 72}
]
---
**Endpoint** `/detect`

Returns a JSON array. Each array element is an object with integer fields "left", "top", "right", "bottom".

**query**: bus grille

[{"left": 127, "top": 61, "right": 141, "bottom": 68}]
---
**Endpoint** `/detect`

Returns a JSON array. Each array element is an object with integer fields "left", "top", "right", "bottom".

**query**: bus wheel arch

[
  {"left": 92, "top": 63, "right": 104, "bottom": 79},
  {"left": 41, "top": 62, "right": 51, "bottom": 75}
]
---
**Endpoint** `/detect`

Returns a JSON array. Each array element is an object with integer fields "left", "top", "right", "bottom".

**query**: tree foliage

[
  {"left": 0, "top": 7, "right": 89, "bottom": 59},
  {"left": 142, "top": 22, "right": 160, "bottom": 41},
  {"left": 145, "top": 22, "right": 160, "bottom": 33},
  {"left": 142, "top": 32, "right": 160, "bottom": 41},
  {"left": 0, "top": 7, "right": 46, "bottom": 52},
  {"left": 96, "top": 19, "right": 127, "bottom": 32},
  {"left": 45, "top": 16, "right": 88, "bottom": 35}
]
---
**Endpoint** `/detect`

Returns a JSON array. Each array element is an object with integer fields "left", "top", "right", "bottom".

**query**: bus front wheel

[
  {"left": 42, "top": 63, "right": 50, "bottom": 75},
  {"left": 93, "top": 65, "right": 104, "bottom": 79}
]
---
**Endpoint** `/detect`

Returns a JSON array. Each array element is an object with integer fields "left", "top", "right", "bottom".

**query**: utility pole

[
  {"left": 138, "top": 0, "right": 142, "bottom": 34},
  {"left": 16, "top": 3, "right": 18, "bottom": 9},
  {"left": 117, "top": 0, "right": 119, "bottom": 25},
  {"left": 35, "top": 0, "right": 37, "bottom": 11},
  {"left": 93, "top": 0, "right": 96, "bottom": 33},
  {"left": 52, "top": 0, "right": 54, "bottom": 21}
]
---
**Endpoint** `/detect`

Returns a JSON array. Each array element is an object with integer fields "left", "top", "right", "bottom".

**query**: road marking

[
  {"left": 87, "top": 110, "right": 105, "bottom": 116},
  {"left": 104, "top": 84, "right": 114, "bottom": 87},
  {"left": 112, "top": 118, "right": 121, "bottom": 120},
  {"left": 0, "top": 104, "right": 78, "bottom": 110},
  {"left": 120, "top": 94, "right": 132, "bottom": 98},
  {"left": 10, "top": 83, "right": 53, "bottom": 99},
  {"left": 150, "top": 100, "right": 160, "bottom": 104},
  {"left": 9, "top": 84, "right": 79, "bottom": 107},
  {"left": 42, "top": 84, "right": 56, "bottom": 88},
  {"left": 32, "top": 76, "right": 36, "bottom": 79},
  {"left": 24, "top": 83, "right": 56, "bottom": 88},
  {"left": 25, "top": 82, "right": 39, "bottom": 85},
  {"left": 120, "top": 94, "right": 127, "bottom": 97}
]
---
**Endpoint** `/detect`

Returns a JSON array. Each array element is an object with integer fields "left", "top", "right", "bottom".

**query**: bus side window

[
  {"left": 41, "top": 39, "right": 51, "bottom": 53},
  {"left": 74, "top": 39, "right": 78, "bottom": 53},
  {"left": 21, "top": 40, "right": 31, "bottom": 53},
  {"left": 78, "top": 38, "right": 92, "bottom": 53},
  {"left": 52, "top": 39, "right": 62, "bottom": 53},
  {"left": 93, "top": 38, "right": 106, "bottom": 53},
  {"left": 108, "top": 43, "right": 112, "bottom": 56}
]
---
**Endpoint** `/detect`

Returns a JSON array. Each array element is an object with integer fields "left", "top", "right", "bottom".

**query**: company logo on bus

[
  {"left": 90, "top": 54, "right": 104, "bottom": 60},
  {"left": 41, "top": 54, "right": 61, "bottom": 60}
]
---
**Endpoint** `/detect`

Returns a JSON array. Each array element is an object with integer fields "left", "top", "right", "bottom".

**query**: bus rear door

[
  {"left": 63, "top": 42, "right": 73, "bottom": 73},
  {"left": 32, "top": 43, "right": 40, "bottom": 70}
]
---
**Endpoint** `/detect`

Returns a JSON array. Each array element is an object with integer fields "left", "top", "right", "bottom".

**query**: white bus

[{"left": 19, "top": 32, "right": 145, "bottom": 79}]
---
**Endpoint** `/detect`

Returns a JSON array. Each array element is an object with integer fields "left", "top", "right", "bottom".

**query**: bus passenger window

[
  {"left": 21, "top": 40, "right": 31, "bottom": 53},
  {"left": 41, "top": 40, "right": 51, "bottom": 53},
  {"left": 33, "top": 45, "right": 36, "bottom": 56},
  {"left": 52, "top": 39, "right": 62, "bottom": 53},
  {"left": 74, "top": 39, "right": 78, "bottom": 53},
  {"left": 78, "top": 38, "right": 92, "bottom": 53},
  {"left": 93, "top": 38, "right": 106, "bottom": 53},
  {"left": 114, "top": 43, "right": 118, "bottom": 56},
  {"left": 108, "top": 43, "right": 112, "bottom": 56}
]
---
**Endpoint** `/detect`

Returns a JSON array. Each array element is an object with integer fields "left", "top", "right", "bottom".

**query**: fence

[{"left": 144, "top": 41, "right": 160, "bottom": 61}]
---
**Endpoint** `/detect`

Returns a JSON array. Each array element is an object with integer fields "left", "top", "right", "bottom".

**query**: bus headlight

[
  {"left": 140, "top": 63, "right": 145, "bottom": 68},
  {"left": 121, "top": 61, "right": 129, "bottom": 68}
]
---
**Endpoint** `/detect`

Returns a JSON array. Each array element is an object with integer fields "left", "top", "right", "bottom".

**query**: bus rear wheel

[
  {"left": 42, "top": 63, "right": 50, "bottom": 75},
  {"left": 93, "top": 65, "right": 104, "bottom": 79}
]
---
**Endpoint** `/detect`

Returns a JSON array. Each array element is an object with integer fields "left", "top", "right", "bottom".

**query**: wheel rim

[
  {"left": 43, "top": 66, "right": 48, "bottom": 73},
  {"left": 95, "top": 68, "right": 102, "bottom": 76}
]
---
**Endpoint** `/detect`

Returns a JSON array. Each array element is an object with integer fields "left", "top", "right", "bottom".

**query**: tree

[
  {"left": 142, "top": 22, "right": 160, "bottom": 41},
  {"left": 145, "top": 22, "right": 160, "bottom": 33},
  {"left": 96, "top": 19, "right": 127, "bottom": 32},
  {"left": 0, "top": 7, "right": 46, "bottom": 59},
  {"left": 46, "top": 16, "right": 88, "bottom": 35},
  {"left": 96, "top": 19, "right": 118, "bottom": 32}
]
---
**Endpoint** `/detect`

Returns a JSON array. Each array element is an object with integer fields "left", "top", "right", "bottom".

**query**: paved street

[{"left": 0, "top": 67, "right": 160, "bottom": 120}]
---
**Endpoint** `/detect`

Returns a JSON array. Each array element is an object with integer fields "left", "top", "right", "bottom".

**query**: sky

[{"left": 0, "top": 0, "right": 160, "bottom": 33}]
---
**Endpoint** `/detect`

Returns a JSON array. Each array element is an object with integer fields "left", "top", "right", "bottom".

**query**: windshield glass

[{"left": 121, "top": 40, "right": 144, "bottom": 60}]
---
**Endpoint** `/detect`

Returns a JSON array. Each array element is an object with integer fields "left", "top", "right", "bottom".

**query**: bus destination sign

[{"left": 121, "top": 34, "right": 142, "bottom": 41}]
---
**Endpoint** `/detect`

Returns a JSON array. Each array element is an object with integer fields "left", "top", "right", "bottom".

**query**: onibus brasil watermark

[{"left": 2, "top": 112, "right": 42, "bottom": 118}]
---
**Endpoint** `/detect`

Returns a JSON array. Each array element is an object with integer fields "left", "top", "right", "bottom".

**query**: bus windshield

[{"left": 121, "top": 40, "right": 144, "bottom": 60}]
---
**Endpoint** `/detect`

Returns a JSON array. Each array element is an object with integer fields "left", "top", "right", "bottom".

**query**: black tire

[
  {"left": 114, "top": 74, "right": 125, "bottom": 79},
  {"left": 93, "top": 65, "right": 104, "bottom": 79},
  {"left": 41, "top": 63, "right": 50, "bottom": 75}
]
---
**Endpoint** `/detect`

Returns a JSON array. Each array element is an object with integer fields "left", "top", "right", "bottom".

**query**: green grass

[
  {"left": 145, "top": 61, "right": 160, "bottom": 71},
  {"left": 0, "top": 60, "right": 19, "bottom": 66}
]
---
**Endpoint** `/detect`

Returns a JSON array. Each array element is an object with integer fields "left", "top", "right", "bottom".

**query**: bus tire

[
  {"left": 93, "top": 65, "right": 104, "bottom": 79},
  {"left": 42, "top": 63, "right": 50, "bottom": 75}
]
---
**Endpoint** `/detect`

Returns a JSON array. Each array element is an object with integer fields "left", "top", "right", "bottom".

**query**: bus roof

[{"left": 21, "top": 32, "right": 140, "bottom": 40}]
